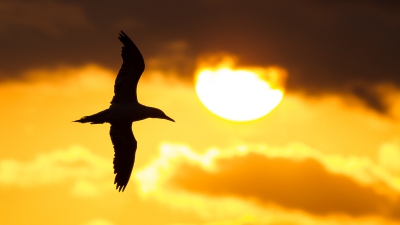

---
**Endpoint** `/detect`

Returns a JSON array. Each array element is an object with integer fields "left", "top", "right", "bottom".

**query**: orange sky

[
  {"left": 1, "top": 64, "right": 400, "bottom": 225},
  {"left": 1, "top": 1, "right": 400, "bottom": 224}
]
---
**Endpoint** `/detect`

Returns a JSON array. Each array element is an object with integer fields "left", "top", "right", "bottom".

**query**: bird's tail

[{"left": 73, "top": 109, "right": 110, "bottom": 124}]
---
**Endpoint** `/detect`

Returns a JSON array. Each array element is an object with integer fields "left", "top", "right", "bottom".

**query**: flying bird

[{"left": 74, "top": 31, "right": 175, "bottom": 192}]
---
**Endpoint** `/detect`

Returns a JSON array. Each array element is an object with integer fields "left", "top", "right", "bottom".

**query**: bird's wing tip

[
  {"left": 116, "top": 184, "right": 126, "bottom": 192},
  {"left": 119, "top": 30, "right": 127, "bottom": 37}
]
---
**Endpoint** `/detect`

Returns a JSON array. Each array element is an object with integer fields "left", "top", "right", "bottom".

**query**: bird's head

[{"left": 149, "top": 108, "right": 175, "bottom": 122}]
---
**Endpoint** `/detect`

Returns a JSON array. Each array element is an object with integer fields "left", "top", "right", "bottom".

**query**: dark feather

[
  {"left": 73, "top": 109, "right": 109, "bottom": 124},
  {"left": 111, "top": 31, "right": 145, "bottom": 104},
  {"left": 110, "top": 122, "right": 137, "bottom": 192}
]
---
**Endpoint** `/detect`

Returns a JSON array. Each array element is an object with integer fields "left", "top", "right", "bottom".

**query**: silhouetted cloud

[
  {"left": 1, "top": 0, "right": 399, "bottom": 112},
  {"left": 170, "top": 152, "right": 400, "bottom": 219}
]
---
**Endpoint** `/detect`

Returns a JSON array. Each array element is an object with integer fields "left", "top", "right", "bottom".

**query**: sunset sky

[{"left": 1, "top": 1, "right": 400, "bottom": 225}]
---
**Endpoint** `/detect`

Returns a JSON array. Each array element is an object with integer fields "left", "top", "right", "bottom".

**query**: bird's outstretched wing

[
  {"left": 111, "top": 31, "right": 145, "bottom": 104},
  {"left": 110, "top": 122, "right": 137, "bottom": 192}
]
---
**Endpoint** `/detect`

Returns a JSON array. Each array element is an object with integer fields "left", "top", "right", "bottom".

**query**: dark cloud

[
  {"left": 0, "top": 1, "right": 91, "bottom": 36},
  {"left": 351, "top": 85, "right": 388, "bottom": 113},
  {"left": 170, "top": 153, "right": 400, "bottom": 219},
  {"left": 1, "top": 0, "right": 399, "bottom": 112}
]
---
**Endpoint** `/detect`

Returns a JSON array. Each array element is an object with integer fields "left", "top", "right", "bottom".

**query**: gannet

[{"left": 74, "top": 31, "right": 175, "bottom": 192}]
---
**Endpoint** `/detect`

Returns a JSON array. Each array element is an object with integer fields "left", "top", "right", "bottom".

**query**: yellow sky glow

[{"left": 1, "top": 64, "right": 400, "bottom": 224}]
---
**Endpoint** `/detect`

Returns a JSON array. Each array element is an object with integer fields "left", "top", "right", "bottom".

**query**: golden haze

[{"left": 0, "top": 64, "right": 400, "bottom": 224}]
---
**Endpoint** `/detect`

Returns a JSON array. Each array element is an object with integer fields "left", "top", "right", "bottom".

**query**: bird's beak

[{"left": 163, "top": 115, "right": 175, "bottom": 122}]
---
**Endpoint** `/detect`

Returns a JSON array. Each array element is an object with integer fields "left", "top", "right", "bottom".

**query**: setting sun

[{"left": 195, "top": 57, "right": 287, "bottom": 121}]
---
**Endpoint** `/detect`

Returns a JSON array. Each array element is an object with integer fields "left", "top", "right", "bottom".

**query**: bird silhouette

[{"left": 74, "top": 31, "right": 175, "bottom": 192}]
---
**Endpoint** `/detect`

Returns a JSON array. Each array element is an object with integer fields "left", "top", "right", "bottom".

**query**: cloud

[
  {"left": 135, "top": 143, "right": 400, "bottom": 223},
  {"left": 169, "top": 216, "right": 261, "bottom": 225},
  {"left": 146, "top": 40, "right": 195, "bottom": 79},
  {"left": 172, "top": 154, "right": 395, "bottom": 217},
  {"left": 350, "top": 85, "right": 388, "bottom": 113},
  {"left": 71, "top": 179, "right": 109, "bottom": 198},
  {"left": 82, "top": 218, "right": 114, "bottom": 225},
  {"left": 0, "top": 145, "right": 113, "bottom": 195},
  {"left": 0, "top": 0, "right": 399, "bottom": 114},
  {"left": 378, "top": 142, "right": 400, "bottom": 173},
  {"left": 0, "top": 1, "right": 91, "bottom": 35},
  {"left": 172, "top": 216, "right": 400, "bottom": 225}
]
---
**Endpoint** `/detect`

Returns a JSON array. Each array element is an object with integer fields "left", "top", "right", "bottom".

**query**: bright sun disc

[{"left": 195, "top": 60, "right": 287, "bottom": 122}]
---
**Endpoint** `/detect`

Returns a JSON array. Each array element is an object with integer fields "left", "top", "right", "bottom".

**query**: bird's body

[{"left": 74, "top": 31, "right": 174, "bottom": 192}]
